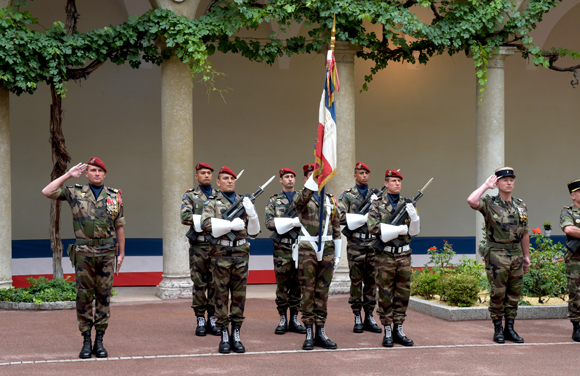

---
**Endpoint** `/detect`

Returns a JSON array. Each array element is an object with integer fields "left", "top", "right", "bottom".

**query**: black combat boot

[
  {"left": 79, "top": 331, "right": 92, "bottom": 359},
  {"left": 382, "top": 325, "right": 393, "bottom": 348},
  {"left": 314, "top": 325, "right": 337, "bottom": 349},
  {"left": 206, "top": 315, "right": 221, "bottom": 336},
  {"left": 288, "top": 310, "right": 307, "bottom": 334},
  {"left": 504, "top": 318, "right": 524, "bottom": 343},
  {"left": 219, "top": 328, "right": 231, "bottom": 354},
  {"left": 275, "top": 311, "right": 288, "bottom": 335},
  {"left": 353, "top": 312, "right": 364, "bottom": 333},
  {"left": 195, "top": 316, "right": 207, "bottom": 336},
  {"left": 302, "top": 324, "right": 314, "bottom": 350},
  {"left": 230, "top": 325, "right": 245, "bottom": 353},
  {"left": 493, "top": 320, "right": 505, "bottom": 343},
  {"left": 92, "top": 330, "right": 108, "bottom": 358},
  {"left": 392, "top": 324, "right": 414, "bottom": 346},
  {"left": 572, "top": 321, "right": 580, "bottom": 342},
  {"left": 363, "top": 311, "right": 382, "bottom": 333}
]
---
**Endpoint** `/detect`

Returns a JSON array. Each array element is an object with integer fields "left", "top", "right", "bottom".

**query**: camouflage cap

[
  {"left": 88, "top": 157, "right": 106, "bottom": 173},
  {"left": 568, "top": 179, "right": 580, "bottom": 193},
  {"left": 495, "top": 166, "right": 515, "bottom": 179},
  {"left": 218, "top": 166, "right": 237, "bottom": 179},
  {"left": 385, "top": 169, "right": 402, "bottom": 180},
  {"left": 355, "top": 162, "right": 370, "bottom": 173},
  {"left": 279, "top": 168, "right": 296, "bottom": 177},
  {"left": 196, "top": 162, "right": 214, "bottom": 172}
]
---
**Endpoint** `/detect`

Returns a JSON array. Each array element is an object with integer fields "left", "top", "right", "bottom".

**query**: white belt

[
  {"left": 280, "top": 238, "right": 297, "bottom": 244},
  {"left": 197, "top": 236, "right": 205, "bottom": 242},
  {"left": 218, "top": 239, "right": 247, "bottom": 247},
  {"left": 352, "top": 233, "right": 376, "bottom": 240},
  {"left": 384, "top": 245, "right": 410, "bottom": 254},
  {"left": 298, "top": 235, "right": 333, "bottom": 244}
]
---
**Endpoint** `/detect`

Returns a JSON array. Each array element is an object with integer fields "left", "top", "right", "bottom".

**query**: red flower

[
  {"left": 558, "top": 259, "right": 563, "bottom": 262},
  {"left": 482, "top": 258, "right": 485, "bottom": 261},
  {"left": 532, "top": 227, "right": 541, "bottom": 234},
  {"left": 429, "top": 246, "right": 436, "bottom": 251}
]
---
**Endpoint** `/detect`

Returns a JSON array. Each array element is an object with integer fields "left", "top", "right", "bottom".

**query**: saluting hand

[
  {"left": 68, "top": 163, "right": 87, "bottom": 178},
  {"left": 484, "top": 175, "right": 498, "bottom": 190}
]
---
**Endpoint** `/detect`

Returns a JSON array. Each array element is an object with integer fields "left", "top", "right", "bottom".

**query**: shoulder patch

[
  {"left": 339, "top": 194, "right": 343, "bottom": 200},
  {"left": 182, "top": 194, "right": 188, "bottom": 201}
]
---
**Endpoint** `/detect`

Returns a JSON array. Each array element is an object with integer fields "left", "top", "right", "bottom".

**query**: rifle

[
  {"left": 567, "top": 237, "right": 580, "bottom": 254},
  {"left": 376, "top": 177, "right": 434, "bottom": 248},
  {"left": 342, "top": 185, "right": 387, "bottom": 238},
  {"left": 206, "top": 175, "right": 275, "bottom": 244},
  {"left": 270, "top": 204, "right": 299, "bottom": 243}
]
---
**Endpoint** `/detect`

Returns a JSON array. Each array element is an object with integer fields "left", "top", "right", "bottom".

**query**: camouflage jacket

[
  {"left": 181, "top": 185, "right": 217, "bottom": 238},
  {"left": 338, "top": 185, "right": 379, "bottom": 233},
  {"left": 292, "top": 188, "right": 341, "bottom": 252},
  {"left": 49, "top": 184, "right": 126, "bottom": 254},
  {"left": 265, "top": 191, "right": 296, "bottom": 244},
  {"left": 474, "top": 194, "right": 529, "bottom": 244},
  {"left": 560, "top": 204, "right": 580, "bottom": 239},
  {"left": 368, "top": 195, "right": 413, "bottom": 247},
  {"left": 200, "top": 191, "right": 252, "bottom": 253}
]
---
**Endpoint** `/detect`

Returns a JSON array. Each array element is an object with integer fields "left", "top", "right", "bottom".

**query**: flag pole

[{"left": 317, "top": 14, "right": 336, "bottom": 253}]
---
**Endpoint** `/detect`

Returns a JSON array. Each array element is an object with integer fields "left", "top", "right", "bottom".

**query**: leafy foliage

[
  {"left": 523, "top": 233, "right": 567, "bottom": 303},
  {"left": 438, "top": 273, "right": 480, "bottom": 307}
]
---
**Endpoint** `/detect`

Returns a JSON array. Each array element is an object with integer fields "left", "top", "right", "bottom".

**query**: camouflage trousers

[
  {"left": 273, "top": 244, "right": 301, "bottom": 313},
  {"left": 347, "top": 239, "right": 377, "bottom": 314},
  {"left": 75, "top": 252, "right": 115, "bottom": 333},
  {"left": 565, "top": 250, "right": 580, "bottom": 321},
  {"left": 210, "top": 249, "right": 249, "bottom": 329},
  {"left": 485, "top": 249, "right": 524, "bottom": 320},
  {"left": 189, "top": 242, "right": 215, "bottom": 317},
  {"left": 375, "top": 251, "right": 412, "bottom": 326},
  {"left": 297, "top": 245, "right": 335, "bottom": 326}
]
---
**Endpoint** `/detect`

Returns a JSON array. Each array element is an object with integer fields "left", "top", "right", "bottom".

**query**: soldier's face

[
  {"left": 571, "top": 191, "right": 580, "bottom": 204},
  {"left": 280, "top": 174, "right": 295, "bottom": 189},
  {"left": 497, "top": 177, "right": 514, "bottom": 193},
  {"left": 304, "top": 171, "right": 313, "bottom": 182},
  {"left": 85, "top": 166, "right": 106, "bottom": 185},
  {"left": 195, "top": 169, "right": 213, "bottom": 186},
  {"left": 217, "top": 174, "right": 236, "bottom": 193},
  {"left": 385, "top": 177, "right": 401, "bottom": 194},
  {"left": 354, "top": 169, "right": 369, "bottom": 185}
]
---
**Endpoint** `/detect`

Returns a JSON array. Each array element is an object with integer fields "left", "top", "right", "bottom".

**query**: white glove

[
  {"left": 192, "top": 214, "right": 202, "bottom": 232},
  {"left": 398, "top": 225, "right": 409, "bottom": 235},
  {"left": 243, "top": 197, "right": 257, "bottom": 218},
  {"left": 380, "top": 224, "right": 408, "bottom": 242},
  {"left": 304, "top": 174, "right": 319, "bottom": 191},
  {"left": 292, "top": 217, "right": 301, "bottom": 227},
  {"left": 406, "top": 203, "right": 419, "bottom": 222},
  {"left": 274, "top": 217, "right": 294, "bottom": 234},
  {"left": 333, "top": 257, "right": 340, "bottom": 272},
  {"left": 231, "top": 217, "right": 245, "bottom": 231},
  {"left": 333, "top": 239, "right": 342, "bottom": 272},
  {"left": 370, "top": 194, "right": 379, "bottom": 202},
  {"left": 211, "top": 218, "right": 233, "bottom": 237},
  {"left": 346, "top": 213, "right": 367, "bottom": 230}
]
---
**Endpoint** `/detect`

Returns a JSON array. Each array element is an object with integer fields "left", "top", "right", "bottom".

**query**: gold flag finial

[{"left": 331, "top": 14, "right": 336, "bottom": 51}]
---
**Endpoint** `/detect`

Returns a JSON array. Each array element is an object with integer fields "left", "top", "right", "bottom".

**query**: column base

[
  {"left": 0, "top": 279, "right": 12, "bottom": 289},
  {"left": 329, "top": 267, "right": 351, "bottom": 295},
  {"left": 155, "top": 274, "right": 193, "bottom": 300}
]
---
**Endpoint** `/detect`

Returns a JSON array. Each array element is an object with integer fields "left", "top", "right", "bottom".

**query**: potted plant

[{"left": 543, "top": 222, "right": 552, "bottom": 237}]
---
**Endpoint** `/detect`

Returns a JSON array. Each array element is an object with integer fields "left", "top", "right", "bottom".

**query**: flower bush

[{"left": 523, "top": 233, "right": 567, "bottom": 303}]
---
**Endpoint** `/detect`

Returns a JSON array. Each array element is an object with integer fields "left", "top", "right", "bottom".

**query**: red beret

[
  {"left": 385, "top": 169, "right": 403, "bottom": 180},
  {"left": 88, "top": 157, "right": 107, "bottom": 173},
  {"left": 303, "top": 164, "right": 315, "bottom": 173},
  {"left": 279, "top": 168, "right": 296, "bottom": 177},
  {"left": 355, "top": 162, "right": 370, "bottom": 173},
  {"left": 218, "top": 166, "right": 237, "bottom": 179},
  {"left": 196, "top": 162, "right": 214, "bottom": 172}
]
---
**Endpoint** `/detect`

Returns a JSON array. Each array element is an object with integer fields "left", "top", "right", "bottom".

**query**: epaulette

[
  {"left": 187, "top": 188, "right": 193, "bottom": 192},
  {"left": 75, "top": 184, "right": 83, "bottom": 188},
  {"left": 106, "top": 187, "right": 119, "bottom": 193},
  {"left": 345, "top": 188, "right": 352, "bottom": 192},
  {"left": 514, "top": 197, "right": 522, "bottom": 204},
  {"left": 208, "top": 195, "right": 216, "bottom": 199}
]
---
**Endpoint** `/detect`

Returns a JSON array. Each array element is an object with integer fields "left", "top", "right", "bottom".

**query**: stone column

[
  {"left": 328, "top": 42, "right": 362, "bottom": 294},
  {"left": 474, "top": 47, "right": 515, "bottom": 258},
  {"left": 151, "top": 0, "right": 201, "bottom": 299},
  {"left": 0, "top": 88, "right": 12, "bottom": 289}
]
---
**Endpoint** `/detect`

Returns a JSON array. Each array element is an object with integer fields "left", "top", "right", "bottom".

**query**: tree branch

[{"left": 65, "top": 0, "right": 80, "bottom": 34}]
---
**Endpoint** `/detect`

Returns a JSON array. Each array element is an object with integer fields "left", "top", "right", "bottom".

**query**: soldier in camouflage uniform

[
  {"left": 338, "top": 162, "right": 382, "bottom": 334},
  {"left": 368, "top": 169, "right": 420, "bottom": 348},
  {"left": 42, "top": 158, "right": 125, "bottom": 359},
  {"left": 560, "top": 179, "right": 580, "bottom": 342},
  {"left": 200, "top": 166, "right": 260, "bottom": 354},
  {"left": 180, "top": 162, "right": 220, "bottom": 337},
  {"left": 264, "top": 168, "right": 306, "bottom": 335},
  {"left": 467, "top": 167, "right": 530, "bottom": 344},
  {"left": 293, "top": 164, "right": 341, "bottom": 350}
]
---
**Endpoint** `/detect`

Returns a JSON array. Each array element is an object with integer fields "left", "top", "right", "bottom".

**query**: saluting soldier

[
  {"left": 264, "top": 168, "right": 307, "bottom": 335},
  {"left": 180, "top": 162, "right": 220, "bottom": 337},
  {"left": 338, "top": 162, "right": 382, "bottom": 334},
  {"left": 560, "top": 179, "right": 580, "bottom": 342},
  {"left": 41, "top": 158, "right": 125, "bottom": 359},
  {"left": 368, "top": 169, "right": 420, "bottom": 348},
  {"left": 200, "top": 166, "right": 260, "bottom": 354},
  {"left": 293, "top": 164, "right": 341, "bottom": 350},
  {"left": 467, "top": 167, "right": 530, "bottom": 344}
]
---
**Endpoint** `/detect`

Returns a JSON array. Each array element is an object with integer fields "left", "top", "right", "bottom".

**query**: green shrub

[
  {"left": 411, "top": 269, "right": 440, "bottom": 299},
  {"left": 438, "top": 274, "right": 480, "bottom": 307},
  {"left": 523, "top": 234, "right": 567, "bottom": 303}
]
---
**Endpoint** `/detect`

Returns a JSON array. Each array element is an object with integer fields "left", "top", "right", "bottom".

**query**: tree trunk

[{"left": 49, "top": 84, "right": 71, "bottom": 279}]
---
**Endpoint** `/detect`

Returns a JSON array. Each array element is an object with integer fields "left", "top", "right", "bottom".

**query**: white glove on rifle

[
  {"left": 304, "top": 174, "right": 318, "bottom": 192},
  {"left": 379, "top": 224, "right": 408, "bottom": 243},
  {"left": 292, "top": 217, "right": 301, "bottom": 227},
  {"left": 370, "top": 193, "right": 379, "bottom": 202},
  {"left": 243, "top": 197, "right": 257, "bottom": 218},
  {"left": 231, "top": 217, "right": 245, "bottom": 231},
  {"left": 211, "top": 218, "right": 234, "bottom": 237},
  {"left": 406, "top": 203, "right": 420, "bottom": 236},
  {"left": 274, "top": 218, "right": 296, "bottom": 234},
  {"left": 346, "top": 213, "right": 368, "bottom": 230}
]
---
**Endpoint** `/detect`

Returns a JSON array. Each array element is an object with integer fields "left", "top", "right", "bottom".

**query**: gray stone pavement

[{"left": 2, "top": 285, "right": 580, "bottom": 375}]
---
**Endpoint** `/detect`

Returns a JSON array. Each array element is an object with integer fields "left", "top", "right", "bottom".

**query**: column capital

[
  {"left": 333, "top": 42, "right": 363, "bottom": 65},
  {"left": 148, "top": 0, "right": 201, "bottom": 18}
]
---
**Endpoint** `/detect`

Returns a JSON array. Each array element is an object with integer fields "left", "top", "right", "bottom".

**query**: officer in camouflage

[
  {"left": 265, "top": 168, "right": 306, "bottom": 335},
  {"left": 42, "top": 158, "right": 125, "bottom": 359},
  {"left": 180, "top": 162, "right": 220, "bottom": 337},
  {"left": 467, "top": 167, "right": 530, "bottom": 344},
  {"left": 200, "top": 166, "right": 260, "bottom": 354},
  {"left": 338, "top": 162, "right": 382, "bottom": 334},
  {"left": 368, "top": 169, "right": 420, "bottom": 348},
  {"left": 293, "top": 164, "right": 341, "bottom": 350},
  {"left": 560, "top": 179, "right": 580, "bottom": 342}
]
